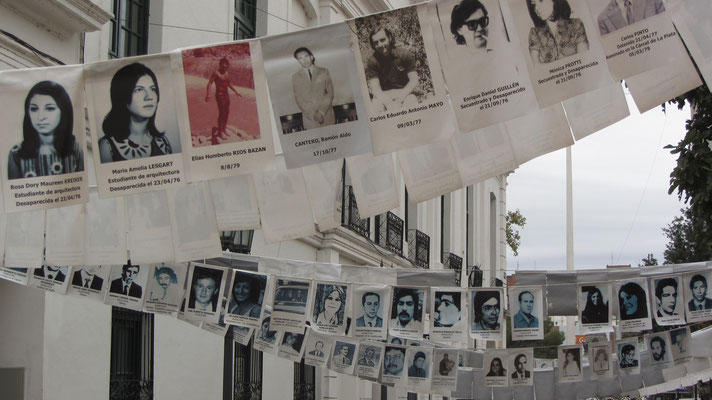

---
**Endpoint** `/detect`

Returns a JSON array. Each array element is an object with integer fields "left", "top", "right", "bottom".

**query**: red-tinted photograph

[{"left": 182, "top": 42, "right": 261, "bottom": 147}]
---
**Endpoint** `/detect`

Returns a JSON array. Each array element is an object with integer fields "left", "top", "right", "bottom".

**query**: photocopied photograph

[
  {"left": 68, "top": 265, "right": 110, "bottom": 300},
  {"left": 277, "top": 330, "right": 307, "bottom": 362},
  {"left": 578, "top": 282, "right": 612, "bottom": 334},
  {"left": 303, "top": 329, "right": 333, "bottom": 368},
  {"left": 144, "top": 263, "right": 187, "bottom": 316},
  {"left": 381, "top": 344, "right": 407, "bottom": 386},
  {"left": 592, "top": 0, "right": 665, "bottom": 36},
  {"left": 0, "top": 65, "right": 89, "bottom": 212},
  {"left": 469, "top": 288, "right": 504, "bottom": 341},
  {"left": 329, "top": 339, "right": 359, "bottom": 375},
  {"left": 105, "top": 263, "right": 149, "bottom": 311},
  {"left": 184, "top": 263, "right": 227, "bottom": 324},
  {"left": 615, "top": 278, "right": 652, "bottom": 332},
  {"left": 646, "top": 332, "right": 673, "bottom": 369},
  {"left": 588, "top": 342, "right": 613, "bottom": 380},
  {"left": 253, "top": 307, "right": 283, "bottom": 355},
  {"left": 225, "top": 270, "right": 268, "bottom": 328},
  {"left": 669, "top": 326, "right": 692, "bottom": 365},
  {"left": 508, "top": 348, "right": 534, "bottom": 386},
  {"left": 557, "top": 345, "right": 583, "bottom": 382},
  {"left": 431, "top": 348, "right": 459, "bottom": 393},
  {"left": 483, "top": 349, "right": 509, "bottom": 387},
  {"left": 29, "top": 265, "right": 72, "bottom": 294},
  {"left": 270, "top": 276, "right": 312, "bottom": 332},
  {"left": 650, "top": 275, "right": 685, "bottom": 326},
  {"left": 389, "top": 286, "right": 426, "bottom": 340},
  {"left": 356, "top": 341, "right": 385, "bottom": 379},
  {"left": 683, "top": 271, "right": 712, "bottom": 323},
  {"left": 431, "top": 288, "right": 465, "bottom": 341},
  {"left": 509, "top": 286, "right": 544, "bottom": 340},
  {"left": 617, "top": 338, "right": 640, "bottom": 375},
  {"left": 311, "top": 281, "right": 349, "bottom": 335}
]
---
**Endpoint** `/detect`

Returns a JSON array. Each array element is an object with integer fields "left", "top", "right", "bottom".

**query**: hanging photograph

[
  {"left": 225, "top": 270, "right": 269, "bottom": 328},
  {"left": 209, "top": 174, "right": 261, "bottom": 231},
  {"left": 0, "top": 268, "right": 30, "bottom": 286},
  {"left": 167, "top": 181, "right": 222, "bottom": 262},
  {"left": 431, "top": 288, "right": 466, "bottom": 342},
  {"left": 28, "top": 265, "right": 72, "bottom": 294},
  {"left": 349, "top": 4, "right": 455, "bottom": 155},
  {"left": 85, "top": 190, "right": 127, "bottom": 265},
  {"left": 232, "top": 325, "right": 255, "bottom": 346},
  {"left": 345, "top": 152, "right": 400, "bottom": 218},
  {"left": 174, "top": 40, "right": 275, "bottom": 181},
  {"left": 557, "top": 345, "right": 583, "bottom": 382},
  {"left": 506, "top": 0, "right": 612, "bottom": 107},
  {"left": 429, "top": 0, "right": 539, "bottom": 132},
  {"left": 45, "top": 204, "right": 84, "bottom": 267},
  {"left": 469, "top": 287, "right": 504, "bottom": 341},
  {"left": 509, "top": 286, "right": 544, "bottom": 340},
  {"left": 405, "top": 346, "right": 433, "bottom": 391},
  {"left": 483, "top": 349, "right": 509, "bottom": 387},
  {"left": 650, "top": 274, "right": 685, "bottom": 326},
  {"left": 104, "top": 263, "right": 149, "bottom": 311},
  {"left": 270, "top": 276, "right": 312, "bottom": 332},
  {"left": 587, "top": 0, "right": 686, "bottom": 80},
  {"left": 683, "top": 271, "right": 712, "bottom": 323},
  {"left": 356, "top": 341, "right": 385, "bottom": 379},
  {"left": 202, "top": 303, "right": 231, "bottom": 337},
  {"left": 669, "top": 326, "right": 692, "bottom": 366},
  {"left": 84, "top": 54, "right": 185, "bottom": 197},
  {"left": 645, "top": 331, "right": 673, "bottom": 370},
  {"left": 352, "top": 284, "right": 391, "bottom": 340},
  {"left": 588, "top": 341, "right": 613, "bottom": 380},
  {"left": 616, "top": 338, "right": 640, "bottom": 375},
  {"left": 253, "top": 307, "right": 283, "bottom": 355},
  {"left": 615, "top": 278, "right": 652, "bottom": 332},
  {"left": 508, "top": 348, "right": 533, "bottom": 386},
  {"left": 144, "top": 263, "right": 188, "bottom": 316},
  {"left": 310, "top": 281, "right": 349, "bottom": 335},
  {"left": 381, "top": 344, "right": 407, "bottom": 386},
  {"left": 397, "top": 141, "right": 463, "bottom": 203},
  {"left": 67, "top": 265, "right": 110, "bottom": 301},
  {"left": 389, "top": 286, "right": 427, "bottom": 340},
  {"left": 451, "top": 123, "right": 518, "bottom": 188},
  {"left": 184, "top": 263, "right": 228, "bottom": 324},
  {"left": 671, "top": 0, "right": 712, "bottom": 88},
  {"left": 329, "top": 338, "right": 359, "bottom": 375},
  {"left": 5, "top": 209, "right": 45, "bottom": 269},
  {"left": 125, "top": 190, "right": 174, "bottom": 264},
  {"left": 0, "top": 65, "right": 88, "bottom": 212},
  {"left": 577, "top": 282, "right": 612, "bottom": 334},
  {"left": 260, "top": 22, "right": 371, "bottom": 168},
  {"left": 431, "top": 348, "right": 459, "bottom": 393},
  {"left": 277, "top": 329, "right": 307, "bottom": 362},
  {"left": 303, "top": 329, "right": 334, "bottom": 368}
]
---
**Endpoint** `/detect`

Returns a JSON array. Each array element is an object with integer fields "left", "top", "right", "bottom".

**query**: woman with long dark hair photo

[
  {"left": 98, "top": 62, "right": 173, "bottom": 162},
  {"left": 526, "top": 0, "right": 589, "bottom": 64},
  {"left": 581, "top": 286, "right": 608, "bottom": 324},
  {"left": 8, "top": 80, "right": 83, "bottom": 179},
  {"left": 314, "top": 284, "right": 346, "bottom": 327}
]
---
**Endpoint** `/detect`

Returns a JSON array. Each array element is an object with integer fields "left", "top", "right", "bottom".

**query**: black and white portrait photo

[
  {"left": 470, "top": 289, "right": 502, "bottom": 335},
  {"left": 616, "top": 278, "right": 652, "bottom": 332},
  {"left": 669, "top": 326, "right": 692, "bottom": 365},
  {"left": 68, "top": 265, "right": 108, "bottom": 299},
  {"left": 558, "top": 346, "right": 583, "bottom": 382},
  {"left": 311, "top": 282, "right": 348, "bottom": 334},
  {"left": 578, "top": 282, "right": 611, "bottom": 334},
  {"left": 109, "top": 263, "right": 143, "bottom": 298},
  {"left": 279, "top": 331, "right": 305, "bottom": 354},
  {"left": 431, "top": 348, "right": 459, "bottom": 392},
  {"left": 483, "top": 350, "right": 509, "bottom": 387},
  {"left": 646, "top": 332, "right": 672, "bottom": 369},
  {"left": 588, "top": 342, "right": 612, "bottom": 380},
  {"left": 303, "top": 330, "right": 333, "bottom": 368},
  {"left": 357, "top": 344, "right": 381, "bottom": 367},
  {"left": 431, "top": 289, "right": 465, "bottom": 342},
  {"left": 651, "top": 275, "right": 685, "bottom": 326},
  {"left": 144, "top": 263, "right": 186, "bottom": 315},
  {"left": 226, "top": 270, "right": 267, "bottom": 326},
  {"left": 355, "top": 289, "right": 384, "bottom": 328},
  {"left": 253, "top": 310, "right": 282, "bottom": 355},
  {"left": 184, "top": 264, "right": 227, "bottom": 324},
  {"left": 30, "top": 265, "right": 72, "bottom": 294},
  {"left": 33, "top": 265, "right": 68, "bottom": 283},
  {"left": 330, "top": 339, "right": 359, "bottom": 375},
  {"left": 509, "top": 349, "right": 533, "bottom": 386},
  {"left": 382, "top": 345, "right": 407, "bottom": 385},
  {"left": 105, "top": 263, "right": 149, "bottom": 311},
  {"left": 591, "top": 0, "right": 665, "bottom": 36},
  {"left": 389, "top": 286, "right": 426, "bottom": 339},
  {"left": 617, "top": 339, "right": 640, "bottom": 374},
  {"left": 0, "top": 65, "right": 89, "bottom": 212},
  {"left": 406, "top": 347, "right": 431, "bottom": 379},
  {"left": 523, "top": 0, "right": 590, "bottom": 65},
  {"left": 271, "top": 276, "right": 312, "bottom": 332},
  {"left": 684, "top": 272, "right": 712, "bottom": 323},
  {"left": 510, "top": 286, "right": 544, "bottom": 340}
]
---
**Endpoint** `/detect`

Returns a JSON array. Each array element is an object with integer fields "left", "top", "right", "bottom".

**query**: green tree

[
  {"left": 506, "top": 209, "right": 526, "bottom": 257},
  {"left": 506, "top": 316, "right": 565, "bottom": 359},
  {"left": 662, "top": 207, "right": 712, "bottom": 264},
  {"left": 638, "top": 253, "right": 658, "bottom": 267}
]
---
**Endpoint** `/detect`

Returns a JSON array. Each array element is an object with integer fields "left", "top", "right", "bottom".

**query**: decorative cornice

[
  {"left": 0, "top": 0, "right": 112, "bottom": 38},
  {"left": 0, "top": 32, "right": 59, "bottom": 68}
]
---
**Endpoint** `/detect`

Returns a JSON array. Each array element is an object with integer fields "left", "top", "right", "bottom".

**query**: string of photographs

[
  {"left": 2, "top": 254, "right": 712, "bottom": 397},
  {"left": 0, "top": 0, "right": 709, "bottom": 231}
]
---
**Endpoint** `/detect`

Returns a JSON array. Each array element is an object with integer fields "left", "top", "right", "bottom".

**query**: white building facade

[{"left": 0, "top": 1, "right": 508, "bottom": 399}]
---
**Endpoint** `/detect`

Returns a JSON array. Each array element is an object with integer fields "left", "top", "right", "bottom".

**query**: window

[
  {"left": 466, "top": 186, "right": 473, "bottom": 266},
  {"left": 109, "top": 0, "right": 149, "bottom": 59},
  {"left": 220, "top": 230, "right": 254, "bottom": 254},
  {"left": 234, "top": 0, "right": 257, "bottom": 39},
  {"left": 294, "top": 361, "right": 315, "bottom": 400},
  {"left": 440, "top": 194, "right": 451, "bottom": 263},
  {"left": 110, "top": 307, "right": 154, "bottom": 400},
  {"left": 224, "top": 333, "right": 263, "bottom": 400}
]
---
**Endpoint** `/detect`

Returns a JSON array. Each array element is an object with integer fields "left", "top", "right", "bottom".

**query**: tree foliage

[
  {"left": 506, "top": 316, "right": 564, "bottom": 359},
  {"left": 506, "top": 209, "right": 526, "bottom": 257},
  {"left": 662, "top": 207, "right": 712, "bottom": 264},
  {"left": 638, "top": 253, "right": 658, "bottom": 267}
]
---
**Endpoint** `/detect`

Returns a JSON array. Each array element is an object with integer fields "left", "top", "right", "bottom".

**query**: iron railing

[
  {"left": 467, "top": 265, "right": 483, "bottom": 287},
  {"left": 109, "top": 380, "right": 153, "bottom": 400},
  {"left": 443, "top": 252, "right": 463, "bottom": 286},
  {"left": 294, "top": 361, "right": 315, "bottom": 400},
  {"left": 377, "top": 211, "right": 404, "bottom": 256},
  {"left": 342, "top": 185, "right": 369, "bottom": 238},
  {"left": 407, "top": 229, "right": 430, "bottom": 268}
]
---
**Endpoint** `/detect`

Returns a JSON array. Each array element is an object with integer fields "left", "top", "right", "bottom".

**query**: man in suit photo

[
  {"left": 513, "top": 290, "right": 539, "bottom": 328},
  {"left": 597, "top": 0, "right": 665, "bottom": 36},
  {"left": 358, "top": 346, "right": 377, "bottom": 367},
  {"left": 291, "top": 47, "right": 335, "bottom": 130},
  {"left": 110, "top": 264, "right": 142, "bottom": 298},
  {"left": 688, "top": 274, "right": 712, "bottom": 311},
  {"left": 308, "top": 341, "right": 325, "bottom": 357},
  {"left": 356, "top": 291, "right": 383, "bottom": 328},
  {"left": 71, "top": 266, "right": 103, "bottom": 290},
  {"left": 511, "top": 353, "right": 531, "bottom": 379},
  {"left": 34, "top": 265, "right": 67, "bottom": 282},
  {"left": 655, "top": 277, "right": 679, "bottom": 317}
]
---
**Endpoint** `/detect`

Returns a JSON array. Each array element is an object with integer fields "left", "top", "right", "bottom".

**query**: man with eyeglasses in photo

[{"left": 450, "top": 0, "right": 492, "bottom": 55}]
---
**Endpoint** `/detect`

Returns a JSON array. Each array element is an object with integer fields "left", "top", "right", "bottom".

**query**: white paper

[
  {"left": 84, "top": 54, "right": 186, "bottom": 197},
  {"left": 349, "top": 5, "right": 456, "bottom": 155},
  {"left": 431, "top": 288, "right": 466, "bottom": 342},
  {"left": 183, "top": 263, "right": 228, "bottom": 324},
  {"left": 167, "top": 181, "right": 222, "bottom": 262},
  {"left": 508, "top": 348, "right": 534, "bottom": 386},
  {"left": 303, "top": 328, "right": 334, "bottom": 368},
  {"left": 5, "top": 209, "right": 45, "bottom": 269},
  {"left": 484, "top": 349, "right": 509, "bottom": 387},
  {"left": 507, "top": 0, "right": 613, "bottom": 107},
  {"left": 356, "top": 341, "right": 385, "bottom": 379},
  {"left": 646, "top": 332, "right": 674, "bottom": 370},
  {"left": 225, "top": 270, "right": 269, "bottom": 328},
  {"left": 302, "top": 159, "right": 343, "bottom": 232},
  {"left": 28, "top": 266, "right": 72, "bottom": 294},
  {"left": 398, "top": 141, "right": 463, "bottom": 203},
  {"left": 588, "top": 341, "right": 614, "bottom": 380},
  {"left": 253, "top": 307, "right": 283, "bottom": 355},
  {"left": 144, "top": 263, "right": 188, "bottom": 316},
  {"left": 429, "top": 0, "right": 539, "bottom": 131},
  {"left": 173, "top": 40, "right": 276, "bottom": 181},
  {"left": 626, "top": 55, "right": 702, "bottom": 113},
  {"left": 45, "top": 203, "right": 85, "bottom": 266},
  {"left": 0, "top": 65, "right": 89, "bottom": 212},
  {"left": 431, "top": 348, "right": 460, "bottom": 394},
  {"left": 669, "top": 326, "right": 692, "bottom": 365},
  {"left": 617, "top": 338, "right": 641, "bottom": 375},
  {"left": 104, "top": 263, "right": 148, "bottom": 311},
  {"left": 509, "top": 286, "right": 544, "bottom": 341},
  {"left": 310, "top": 281, "right": 349, "bottom": 335},
  {"left": 232, "top": 325, "right": 255, "bottom": 346},
  {"left": 469, "top": 288, "right": 504, "bottom": 341},
  {"left": 682, "top": 271, "right": 712, "bottom": 323},
  {"left": 588, "top": 0, "right": 684, "bottom": 79},
  {"left": 381, "top": 344, "right": 408, "bottom": 386},
  {"left": 270, "top": 276, "right": 312, "bottom": 333},
  {"left": 125, "top": 190, "right": 175, "bottom": 264},
  {"left": 0, "top": 268, "right": 30, "bottom": 285},
  {"left": 209, "top": 174, "right": 261, "bottom": 231},
  {"left": 253, "top": 157, "right": 316, "bottom": 243},
  {"left": 261, "top": 23, "right": 372, "bottom": 168},
  {"left": 505, "top": 105, "right": 574, "bottom": 166},
  {"left": 671, "top": 0, "right": 712, "bottom": 88},
  {"left": 650, "top": 274, "right": 685, "bottom": 326},
  {"left": 616, "top": 278, "right": 653, "bottom": 332},
  {"left": 202, "top": 303, "right": 231, "bottom": 337},
  {"left": 85, "top": 189, "right": 127, "bottom": 265},
  {"left": 277, "top": 329, "right": 307, "bottom": 362},
  {"left": 452, "top": 123, "right": 518, "bottom": 187},
  {"left": 405, "top": 345, "right": 433, "bottom": 391},
  {"left": 577, "top": 282, "right": 613, "bottom": 334},
  {"left": 557, "top": 345, "right": 583, "bottom": 382},
  {"left": 562, "top": 83, "right": 629, "bottom": 140},
  {"left": 329, "top": 338, "right": 360, "bottom": 375},
  {"left": 67, "top": 265, "right": 110, "bottom": 301},
  {"left": 389, "top": 286, "right": 427, "bottom": 340},
  {"left": 345, "top": 152, "right": 399, "bottom": 218},
  {"left": 352, "top": 284, "right": 391, "bottom": 340}
]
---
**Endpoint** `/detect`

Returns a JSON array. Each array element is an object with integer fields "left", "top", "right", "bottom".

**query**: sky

[{"left": 505, "top": 92, "right": 691, "bottom": 272}]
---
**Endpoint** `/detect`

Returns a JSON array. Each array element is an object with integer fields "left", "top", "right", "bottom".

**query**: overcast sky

[{"left": 506, "top": 93, "right": 691, "bottom": 272}]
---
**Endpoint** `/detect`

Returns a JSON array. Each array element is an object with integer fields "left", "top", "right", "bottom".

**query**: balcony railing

[
  {"left": 377, "top": 211, "right": 404, "bottom": 256},
  {"left": 341, "top": 185, "right": 369, "bottom": 238},
  {"left": 443, "top": 252, "right": 463, "bottom": 286},
  {"left": 467, "top": 265, "right": 483, "bottom": 287},
  {"left": 407, "top": 229, "right": 430, "bottom": 268},
  {"left": 109, "top": 380, "right": 153, "bottom": 400}
]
